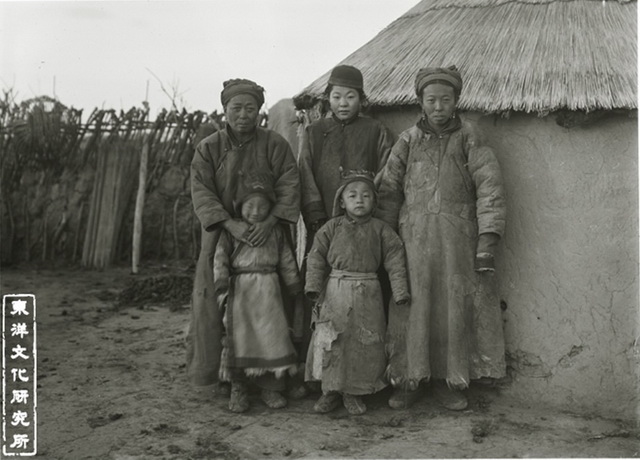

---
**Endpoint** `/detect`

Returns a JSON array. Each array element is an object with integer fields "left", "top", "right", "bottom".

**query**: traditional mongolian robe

[
  {"left": 214, "top": 226, "right": 301, "bottom": 378},
  {"left": 187, "top": 126, "right": 300, "bottom": 385},
  {"left": 304, "top": 216, "right": 410, "bottom": 395},
  {"left": 298, "top": 115, "right": 394, "bottom": 356},
  {"left": 299, "top": 115, "right": 393, "bottom": 226},
  {"left": 377, "top": 117, "right": 507, "bottom": 388}
]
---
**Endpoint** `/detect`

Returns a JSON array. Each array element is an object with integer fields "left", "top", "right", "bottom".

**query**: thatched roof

[{"left": 294, "top": 0, "right": 637, "bottom": 114}]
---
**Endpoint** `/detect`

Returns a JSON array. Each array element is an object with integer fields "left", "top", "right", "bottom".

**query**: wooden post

[
  {"left": 190, "top": 208, "right": 197, "bottom": 262},
  {"left": 24, "top": 199, "right": 30, "bottom": 262},
  {"left": 4, "top": 196, "right": 15, "bottom": 263},
  {"left": 159, "top": 209, "right": 166, "bottom": 259},
  {"left": 51, "top": 209, "right": 68, "bottom": 256},
  {"left": 172, "top": 195, "right": 181, "bottom": 260},
  {"left": 42, "top": 207, "right": 48, "bottom": 262},
  {"left": 72, "top": 201, "right": 85, "bottom": 261},
  {"left": 132, "top": 139, "right": 149, "bottom": 274}
]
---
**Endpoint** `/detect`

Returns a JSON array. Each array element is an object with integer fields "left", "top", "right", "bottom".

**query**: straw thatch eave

[{"left": 294, "top": 0, "right": 637, "bottom": 114}]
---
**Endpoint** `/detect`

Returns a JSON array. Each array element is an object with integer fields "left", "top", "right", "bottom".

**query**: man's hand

[
  {"left": 246, "top": 214, "right": 278, "bottom": 247},
  {"left": 222, "top": 219, "right": 251, "bottom": 244}
]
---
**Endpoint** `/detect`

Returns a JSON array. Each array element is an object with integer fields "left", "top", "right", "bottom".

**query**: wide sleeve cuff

[
  {"left": 477, "top": 218, "right": 506, "bottom": 238},
  {"left": 394, "top": 294, "right": 411, "bottom": 305},
  {"left": 286, "top": 281, "right": 303, "bottom": 296},
  {"left": 202, "top": 211, "right": 232, "bottom": 232},
  {"left": 302, "top": 201, "right": 327, "bottom": 226},
  {"left": 269, "top": 205, "right": 299, "bottom": 225},
  {"left": 305, "top": 290, "right": 320, "bottom": 302},
  {"left": 213, "top": 279, "right": 228, "bottom": 296}
]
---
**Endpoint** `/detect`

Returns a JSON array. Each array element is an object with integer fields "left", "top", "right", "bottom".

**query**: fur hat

[
  {"left": 233, "top": 171, "right": 275, "bottom": 214},
  {"left": 221, "top": 78, "right": 265, "bottom": 108},
  {"left": 331, "top": 169, "right": 376, "bottom": 218},
  {"left": 415, "top": 65, "right": 463, "bottom": 98},
  {"left": 327, "top": 65, "right": 364, "bottom": 90}
]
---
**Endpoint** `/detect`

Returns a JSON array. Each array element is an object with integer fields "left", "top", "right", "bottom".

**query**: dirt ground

[{"left": 1, "top": 264, "right": 638, "bottom": 460}]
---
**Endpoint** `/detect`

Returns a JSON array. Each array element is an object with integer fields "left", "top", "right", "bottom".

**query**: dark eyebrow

[{"left": 230, "top": 102, "right": 256, "bottom": 107}]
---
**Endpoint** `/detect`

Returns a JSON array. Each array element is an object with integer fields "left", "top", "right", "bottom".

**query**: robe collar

[
  {"left": 343, "top": 213, "right": 372, "bottom": 225},
  {"left": 331, "top": 113, "right": 359, "bottom": 126},
  {"left": 226, "top": 125, "right": 257, "bottom": 148},
  {"left": 416, "top": 116, "right": 461, "bottom": 136}
]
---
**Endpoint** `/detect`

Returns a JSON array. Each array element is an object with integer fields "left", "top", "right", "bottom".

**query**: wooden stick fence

[{"left": 1, "top": 95, "right": 221, "bottom": 267}]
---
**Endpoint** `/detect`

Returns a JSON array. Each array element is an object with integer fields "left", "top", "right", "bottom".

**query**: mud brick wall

[{"left": 478, "top": 112, "right": 638, "bottom": 420}]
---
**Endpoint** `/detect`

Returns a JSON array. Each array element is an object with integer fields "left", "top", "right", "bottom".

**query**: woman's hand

[
  {"left": 246, "top": 214, "right": 278, "bottom": 247},
  {"left": 222, "top": 219, "right": 251, "bottom": 244},
  {"left": 475, "top": 232, "right": 500, "bottom": 272},
  {"left": 396, "top": 296, "right": 411, "bottom": 306}
]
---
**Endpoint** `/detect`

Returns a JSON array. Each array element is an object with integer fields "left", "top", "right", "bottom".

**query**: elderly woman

[
  {"left": 377, "top": 66, "right": 507, "bottom": 411},
  {"left": 187, "top": 78, "right": 300, "bottom": 412}
]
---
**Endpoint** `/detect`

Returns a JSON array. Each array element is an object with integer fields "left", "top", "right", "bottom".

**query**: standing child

[
  {"left": 304, "top": 170, "right": 410, "bottom": 415},
  {"left": 297, "top": 65, "right": 394, "bottom": 386},
  {"left": 214, "top": 173, "right": 302, "bottom": 413}
]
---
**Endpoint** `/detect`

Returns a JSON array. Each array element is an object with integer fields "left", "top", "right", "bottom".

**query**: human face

[
  {"left": 329, "top": 85, "right": 361, "bottom": 121},
  {"left": 241, "top": 194, "right": 271, "bottom": 225},
  {"left": 225, "top": 94, "right": 260, "bottom": 135},
  {"left": 340, "top": 181, "right": 375, "bottom": 221},
  {"left": 420, "top": 83, "right": 457, "bottom": 129}
]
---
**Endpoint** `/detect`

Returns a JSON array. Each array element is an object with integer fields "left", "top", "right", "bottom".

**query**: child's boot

[
  {"left": 212, "top": 381, "right": 231, "bottom": 397},
  {"left": 261, "top": 389, "right": 287, "bottom": 409},
  {"left": 439, "top": 388, "right": 467, "bottom": 411},
  {"left": 287, "top": 373, "right": 309, "bottom": 400},
  {"left": 434, "top": 382, "right": 468, "bottom": 411},
  {"left": 388, "top": 386, "right": 421, "bottom": 409},
  {"left": 343, "top": 394, "right": 367, "bottom": 415},
  {"left": 229, "top": 381, "right": 250, "bottom": 413},
  {"left": 313, "top": 392, "right": 341, "bottom": 413}
]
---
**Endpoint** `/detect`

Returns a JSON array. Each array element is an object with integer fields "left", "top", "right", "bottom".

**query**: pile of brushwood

[{"left": 117, "top": 274, "right": 193, "bottom": 309}]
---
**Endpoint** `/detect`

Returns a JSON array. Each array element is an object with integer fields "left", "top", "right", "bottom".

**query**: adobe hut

[
  {"left": 268, "top": 99, "right": 300, "bottom": 156},
  {"left": 291, "top": 0, "right": 638, "bottom": 419}
]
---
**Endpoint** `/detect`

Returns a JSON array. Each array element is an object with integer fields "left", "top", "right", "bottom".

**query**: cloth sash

[
  {"left": 232, "top": 266, "right": 277, "bottom": 275},
  {"left": 329, "top": 269, "right": 378, "bottom": 281}
]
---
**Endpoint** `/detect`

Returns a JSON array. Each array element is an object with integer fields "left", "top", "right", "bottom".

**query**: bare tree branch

[{"left": 146, "top": 67, "right": 181, "bottom": 111}]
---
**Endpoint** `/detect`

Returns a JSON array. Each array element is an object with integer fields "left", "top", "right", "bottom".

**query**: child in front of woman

[
  {"left": 299, "top": 65, "right": 393, "bottom": 231},
  {"left": 304, "top": 170, "right": 410, "bottom": 415},
  {"left": 214, "top": 173, "right": 301, "bottom": 413},
  {"left": 296, "top": 64, "right": 395, "bottom": 397}
]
